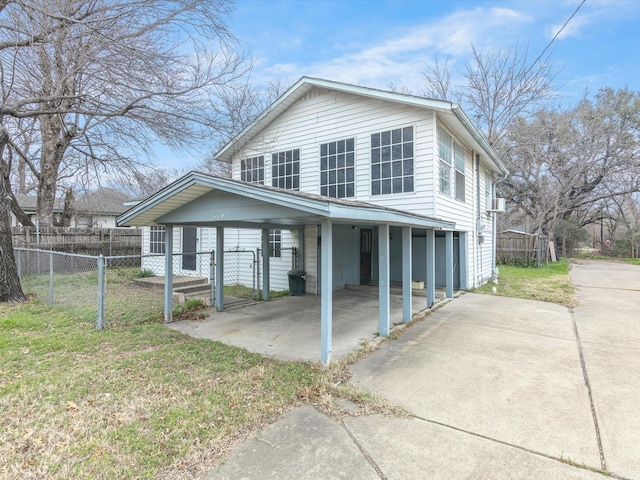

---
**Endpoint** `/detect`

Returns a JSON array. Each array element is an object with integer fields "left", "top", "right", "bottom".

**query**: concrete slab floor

[{"left": 168, "top": 286, "right": 444, "bottom": 363}]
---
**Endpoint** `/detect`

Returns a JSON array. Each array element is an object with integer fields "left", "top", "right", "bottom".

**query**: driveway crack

[
  {"left": 341, "top": 421, "right": 388, "bottom": 480},
  {"left": 572, "top": 313, "right": 607, "bottom": 471}
]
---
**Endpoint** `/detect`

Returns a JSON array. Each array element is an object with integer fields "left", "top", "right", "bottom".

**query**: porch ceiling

[{"left": 116, "top": 171, "right": 455, "bottom": 230}]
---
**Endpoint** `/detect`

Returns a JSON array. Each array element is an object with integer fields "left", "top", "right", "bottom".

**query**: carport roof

[{"left": 116, "top": 171, "right": 455, "bottom": 230}]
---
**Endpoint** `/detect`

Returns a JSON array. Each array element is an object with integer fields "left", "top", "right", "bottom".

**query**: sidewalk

[{"left": 207, "top": 260, "right": 640, "bottom": 480}]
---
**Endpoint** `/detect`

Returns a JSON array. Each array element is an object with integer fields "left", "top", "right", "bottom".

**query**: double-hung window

[
  {"left": 272, "top": 149, "right": 300, "bottom": 190},
  {"left": 438, "top": 126, "right": 466, "bottom": 202},
  {"left": 241, "top": 156, "right": 264, "bottom": 184},
  {"left": 371, "top": 126, "right": 414, "bottom": 195},
  {"left": 438, "top": 127, "right": 452, "bottom": 196},
  {"left": 149, "top": 226, "right": 165, "bottom": 254},
  {"left": 320, "top": 138, "right": 355, "bottom": 198},
  {"left": 454, "top": 143, "right": 465, "bottom": 202}
]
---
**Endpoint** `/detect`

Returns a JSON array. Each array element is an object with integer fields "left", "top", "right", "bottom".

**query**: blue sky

[
  {"left": 158, "top": 0, "right": 640, "bottom": 169},
  {"left": 231, "top": 0, "right": 639, "bottom": 98}
]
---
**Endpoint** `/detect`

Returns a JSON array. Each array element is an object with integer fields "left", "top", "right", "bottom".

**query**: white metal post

[
  {"left": 378, "top": 224, "right": 390, "bottom": 337},
  {"left": 163, "top": 225, "right": 173, "bottom": 323},
  {"left": 320, "top": 219, "right": 333, "bottom": 365},
  {"left": 402, "top": 226, "right": 412, "bottom": 323}
]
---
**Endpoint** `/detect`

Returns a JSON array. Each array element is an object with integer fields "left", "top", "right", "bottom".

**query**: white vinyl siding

[{"left": 230, "top": 89, "right": 436, "bottom": 216}]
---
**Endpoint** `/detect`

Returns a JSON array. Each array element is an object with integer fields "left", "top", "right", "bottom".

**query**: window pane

[
  {"left": 382, "top": 162, "right": 391, "bottom": 178},
  {"left": 338, "top": 169, "right": 345, "bottom": 183},
  {"left": 329, "top": 185, "right": 336, "bottom": 197},
  {"left": 321, "top": 172, "right": 327, "bottom": 185},
  {"left": 372, "top": 148, "right": 380, "bottom": 163},
  {"left": 346, "top": 183, "right": 354, "bottom": 197},
  {"left": 337, "top": 154, "right": 345, "bottom": 168},
  {"left": 321, "top": 157, "right": 327, "bottom": 171},
  {"left": 337, "top": 140, "right": 345, "bottom": 153},
  {"left": 381, "top": 130, "right": 390, "bottom": 145},
  {"left": 329, "top": 142, "right": 336, "bottom": 155},
  {"left": 346, "top": 138, "right": 354, "bottom": 151},
  {"left": 329, "top": 155, "right": 336, "bottom": 169},
  {"left": 372, "top": 164, "right": 380, "bottom": 180},
  {"left": 403, "top": 126, "right": 413, "bottom": 141},
  {"left": 371, "top": 133, "right": 380, "bottom": 148},
  {"left": 321, "top": 186, "right": 328, "bottom": 196},
  {"left": 346, "top": 167, "right": 354, "bottom": 182},
  {"left": 403, "top": 159, "right": 413, "bottom": 175},
  {"left": 346, "top": 152, "right": 354, "bottom": 166},
  {"left": 381, "top": 146, "right": 390, "bottom": 162},
  {"left": 403, "top": 142, "right": 413, "bottom": 158},
  {"left": 404, "top": 176, "right": 414, "bottom": 192},
  {"left": 372, "top": 180, "right": 381, "bottom": 195},
  {"left": 392, "top": 144, "right": 402, "bottom": 160},
  {"left": 321, "top": 144, "right": 327, "bottom": 156},
  {"left": 329, "top": 170, "right": 336, "bottom": 184},
  {"left": 392, "top": 128, "right": 401, "bottom": 144},
  {"left": 338, "top": 184, "right": 345, "bottom": 198},
  {"left": 382, "top": 179, "right": 391, "bottom": 194},
  {"left": 392, "top": 177, "right": 403, "bottom": 193}
]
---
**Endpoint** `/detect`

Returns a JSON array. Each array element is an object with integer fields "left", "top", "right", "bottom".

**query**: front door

[
  {"left": 182, "top": 227, "right": 197, "bottom": 271},
  {"left": 360, "top": 229, "right": 372, "bottom": 284}
]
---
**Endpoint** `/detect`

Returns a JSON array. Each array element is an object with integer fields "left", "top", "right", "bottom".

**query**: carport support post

[
  {"left": 215, "top": 227, "right": 224, "bottom": 311},
  {"left": 446, "top": 230, "right": 454, "bottom": 298},
  {"left": 261, "top": 228, "right": 270, "bottom": 301},
  {"left": 402, "top": 226, "right": 412, "bottom": 323},
  {"left": 164, "top": 225, "right": 174, "bottom": 323},
  {"left": 459, "top": 232, "right": 468, "bottom": 290},
  {"left": 378, "top": 224, "right": 390, "bottom": 337},
  {"left": 426, "top": 229, "right": 435, "bottom": 308},
  {"left": 320, "top": 219, "right": 333, "bottom": 365}
]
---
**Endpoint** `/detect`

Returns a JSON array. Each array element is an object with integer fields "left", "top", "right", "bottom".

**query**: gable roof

[
  {"left": 117, "top": 171, "right": 455, "bottom": 230},
  {"left": 214, "top": 76, "right": 508, "bottom": 175}
]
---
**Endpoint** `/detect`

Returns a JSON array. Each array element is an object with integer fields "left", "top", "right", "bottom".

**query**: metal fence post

[
  {"left": 97, "top": 255, "right": 105, "bottom": 330},
  {"left": 16, "top": 249, "right": 22, "bottom": 281},
  {"left": 209, "top": 249, "right": 215, "bottom": 306},
  {"left": 49, "top": 251, "right": 54, "bottom": 306}
]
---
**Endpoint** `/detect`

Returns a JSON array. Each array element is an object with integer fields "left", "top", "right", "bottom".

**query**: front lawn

[
  {"left": 473, "top": 258, "right": 577, "bottom": 306},
  {"left": 0, "top": 301, "right": 390, "bottom": 479}
]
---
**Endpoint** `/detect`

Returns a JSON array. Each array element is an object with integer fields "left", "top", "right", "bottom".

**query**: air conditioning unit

[{"left": 487, "top": 198, "right": 506, "bottom": 213}]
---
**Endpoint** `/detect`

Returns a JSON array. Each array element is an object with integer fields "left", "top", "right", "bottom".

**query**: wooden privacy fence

[
  {"left": 496, "top": 232, "right": 550, "bottom": 266},
  {"left": 11, "top": 226, "right": 142, "bottom": 256}
]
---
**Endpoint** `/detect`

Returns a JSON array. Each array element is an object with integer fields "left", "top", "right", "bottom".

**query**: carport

[{"left": 117, "top": 172, "right": 455, "bottom": 364}]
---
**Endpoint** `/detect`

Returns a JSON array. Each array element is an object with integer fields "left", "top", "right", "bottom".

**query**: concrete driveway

[{"left": 207, "top": 260, "right": 639, "bottom": 479}]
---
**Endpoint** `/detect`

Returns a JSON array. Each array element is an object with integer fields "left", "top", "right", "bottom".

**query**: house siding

[{"left": 230, "top": 90, "right": 437, "bottom": 217}]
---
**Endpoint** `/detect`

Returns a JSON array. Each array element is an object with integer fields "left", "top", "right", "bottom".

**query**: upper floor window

[
  {"left": 438, "top": 126, "right": 466, "bottom": 202},
  {"left": 371, "top": 126, "right": 414, "bottom": 195},
  {"left": 320, "top": 138, "right": 355, "bottom": 198},
  {"left": 454, "top": 143, "right": 465, "bottom": 202},
  {"left": 150, "top": 226, "right": 165, "bottom": 254},
  {"left": 241, "top": 156, "right": 264, "bottom": 184},
  {"left": 485, "top": 170, "right": 492, "bottom": 211},
  {"left": 272, "top": 149, "right": 300, "bottom": 190}
]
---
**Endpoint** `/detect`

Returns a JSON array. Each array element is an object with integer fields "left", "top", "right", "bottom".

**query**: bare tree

[
  {"left": 423, "top": 42, "right": 557, "bottom": 146},
  {"left": 1, "top": 0, "right": 249, "bottom": 227},
  {"left": 0, "top": 0, "right": 248, "bottom": 302},
  {"left": 499, "top": 88, "right": 640, "bottom": 244},
  {"left": 198, "top": 77, "right": 292, "bottom": 176}
]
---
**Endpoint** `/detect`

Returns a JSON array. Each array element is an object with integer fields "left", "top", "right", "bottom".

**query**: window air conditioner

[{"left": 487, "top": 198, "right": 506, "bottom": 212}]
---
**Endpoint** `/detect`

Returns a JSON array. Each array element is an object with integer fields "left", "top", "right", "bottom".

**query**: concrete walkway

[{"left": 207, "top": 260, "right": 639, "bottom": 479}]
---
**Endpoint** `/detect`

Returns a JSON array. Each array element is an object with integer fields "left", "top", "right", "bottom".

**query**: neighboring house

[
  {"left": 12, "top": 188, "right": 134, "bottom": 228},
  {"left": 118, "top": 77, "right": 508, "bottom": 364}
]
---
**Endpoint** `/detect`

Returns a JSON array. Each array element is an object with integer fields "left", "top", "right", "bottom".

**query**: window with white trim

[
  {"left": 272, "top": 149, "right": 300, "bottom": 190},
  {"left": 438, "top": 126, "right": 466, "bottom": 202},
  {"left": 438, "top": 127, "right": 452, "bottom": 195},
  {"left": 371, "top": 126, "right": 414, "bottom": 195},
  {"left": 241, "top": 155, "right": 264, "bottom": 184},
  {"left": 320, "top": 138, "right": 355, "bottom": 198},
  {"left": 485, "top": 171, "right": 492, "bottom": 211},
  {"left": 269, "top": 229, "right": 281, "bottom": 258},
  {"left": 150, "top": 226, "right": 165, "bottom": 254},
  {"left": 454, "top": 142, "right": 465, "bottom": 202}
]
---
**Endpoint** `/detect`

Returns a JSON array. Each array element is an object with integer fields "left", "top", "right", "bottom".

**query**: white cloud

[{"left": 261, "top": 5, "right": 534, "bottom": 92}]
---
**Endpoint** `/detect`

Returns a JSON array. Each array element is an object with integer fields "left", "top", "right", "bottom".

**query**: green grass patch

[
  {"left": 0, "top": 301, "right": 327, "bottom": 479},
  {"left": 473, "top": 258, "right": 576, "bottom": 306}
]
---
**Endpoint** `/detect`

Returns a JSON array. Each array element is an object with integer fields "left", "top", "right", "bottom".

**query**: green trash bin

[{"left": 288, "top": 270, "right": 306, "bottom": 296}]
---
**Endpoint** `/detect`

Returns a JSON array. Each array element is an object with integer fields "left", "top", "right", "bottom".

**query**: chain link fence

[{"left": 15, "top": 246, "right": 299, "bottom": 329}]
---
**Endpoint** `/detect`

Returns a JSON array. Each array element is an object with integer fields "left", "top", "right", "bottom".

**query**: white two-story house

[{"left": 118, "top": 77, "right": 507, "bottom": 364}]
